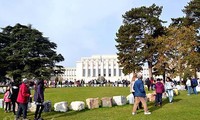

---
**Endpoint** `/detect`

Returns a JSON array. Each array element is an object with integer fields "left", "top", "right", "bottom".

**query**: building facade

[
  {"left": 61, "top": 55, "right": 150, "bottom": 83},
  {"left": 60, "top": 54, "right": 200, "bottom": 82}
]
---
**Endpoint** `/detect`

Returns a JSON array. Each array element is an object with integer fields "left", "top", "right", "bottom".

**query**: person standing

[
  {"left": 15, "top": 78, "right": 31, "bottom": 120},
  {"left": 150, "top": 77, "right": 154, "bottom": 90},
  {"left": 154, "top": 78, "right": 165, "bottom": 106},
  {"left": 132, "top": 73, "right": 151, "bottom": 115},
  {"left": 186, "top": 78, "right": 192, "bottom": 95},
  {"left": 191, "top": 77, "right": 198, "bottom": 95},
  {"left": 34, "top": 80, "right": 45, "bottom": 120},
  {"left": 10, "top": 80, "right": 19, "bottom": 115},
  {"left": 3, "top": 87, "right": 11, "bottom": 113},
  {"left": 130, "top": 74, "right": 136, "bottom": 113},
  {"left": 165, "top": 77, "right": 174, "bottom": 103},
  {"left": 145, "top": 78, "right": 151, "bottom": 91}
]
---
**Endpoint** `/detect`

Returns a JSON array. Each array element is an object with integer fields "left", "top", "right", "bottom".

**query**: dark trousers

[
  {"left": 11, "top": 100, "right": 16, "bottom": 114},
  {"left": 16, "top": 103, "right": 28, "bottom": 119},
  {"left": 35, "top": 103, "right": 44, "bottom": 119},
  {"left": 5, "top": 102, "right": 11, "bottom": 111},
  {"left": 155, "top": 93, "right": 163, "bottom": 105},
  {"left": 147, "top": 85, "right": 150, "bottom": 91}
]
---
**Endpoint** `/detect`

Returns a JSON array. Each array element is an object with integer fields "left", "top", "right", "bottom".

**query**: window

[
  {"left": 88, "top": 69, "right": 91, "bottom": 77},
  {"left": 83, "top": 69, "right": 85, "bottom": 77},
  {"left": 119, "top": 69, "right": 122, "bottom": 76},
  {"left": 109, "top": 69, "right": 111, "bottom": 77},
  {"left": 93, "top": 69, "right": 96, "bottom": 77},
  {"left": 103, "top": 69, "right": 106, "bottom": 76},
  {"left": 98, "top": 69, "right": 101, "bottom": 76},
  {"left": 113, "top": 69, "right": 116, "bottom": 76}
]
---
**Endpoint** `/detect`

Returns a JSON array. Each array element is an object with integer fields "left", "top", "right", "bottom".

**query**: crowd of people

[
  {"left": 130, "top": 73, "right": 199, "bottom": 116},
  {"left": 3, "top": 78, "right": 45, "bottom": 120}
]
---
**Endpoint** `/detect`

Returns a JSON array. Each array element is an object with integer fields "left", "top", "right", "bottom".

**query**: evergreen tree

[
  {"left": 116, "top": 4, "right": 165, "bottom": 77},
  {"left": 0, "top": 23, "right": 64, "bottom": 81}
]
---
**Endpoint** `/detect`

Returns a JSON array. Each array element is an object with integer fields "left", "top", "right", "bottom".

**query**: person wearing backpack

[{"left": 191, "top": 77, "right": 198, "bottom": 95}]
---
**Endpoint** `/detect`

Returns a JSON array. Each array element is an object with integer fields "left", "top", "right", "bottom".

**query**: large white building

[{"left": 62, "top": 55, "right": 149, "bottom": 82}]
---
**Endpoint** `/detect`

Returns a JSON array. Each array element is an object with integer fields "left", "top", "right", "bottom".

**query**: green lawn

[{"left": 0, "top": 87, "right": 199, "bottom": 120}]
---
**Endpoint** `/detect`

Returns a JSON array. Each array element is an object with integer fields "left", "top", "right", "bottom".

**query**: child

[
  {"left": 3, "top": 87, "right": 11, "bottom": 112},
  {"left": 154, "top": 78, "right": 165, "bottom": 106}
]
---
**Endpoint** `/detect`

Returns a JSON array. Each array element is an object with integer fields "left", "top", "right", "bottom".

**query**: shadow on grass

[
  {"left": 41, "top": 108, "right": 93, "bottom": 120},
  {"left": 148, "top": 97, "right": 182, "bottom": 112}
]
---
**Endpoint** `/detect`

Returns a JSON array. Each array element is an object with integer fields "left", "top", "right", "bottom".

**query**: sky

[{"left": 0, "top": 0, "right": 191, "bottom": 67}]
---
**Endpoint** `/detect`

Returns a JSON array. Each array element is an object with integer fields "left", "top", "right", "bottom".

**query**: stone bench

[
  {"left": 70, "top": 101, "right": 85, "bottom": 111},
  {"left": 101, "top": 97, "right": 112, "bottom": 107},
  {"left": 126, "top": 94, "right": 134, "bottom": 104},
  {"left": 54, "top": 101, "right": 68, "bottom": 112},
  {"left": 112, "top": 96, "right": 127, "bottom": 106},
  {"left": 86, "top": 98, "right": 99, "bottom": 109}
]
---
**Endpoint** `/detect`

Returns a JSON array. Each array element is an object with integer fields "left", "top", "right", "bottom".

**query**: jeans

[
  {"left": 187, "top": 86, "right": 192, "bottom": 95},
  {"left": 155, "top": 93, "right": 163, "bottom": 105},
  {"left": 167, "top": 89, "right": 174, "bottom": 103},
  {"left": 16, "top": 103, "right": 28, "bottom": 119},
  {"left": 192, "top": 86, "right": 197, "bottom": 94}
]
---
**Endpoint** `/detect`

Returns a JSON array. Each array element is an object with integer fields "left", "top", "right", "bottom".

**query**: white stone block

[
  {"left": 28, "top": 102, "right": 36, "bottom": 112},
  {"left": 70, "top": 101, "right": 85, "bottom": 111},
  {"left": 196, "top": 86, "right": 200, "bottom": 92},
  {"left": 0, "top": 99, "right": 4, "bottom": 108},
  {"left": 176, "top": 85, "right": 186, "bottom": 90},
  {"left": 126, "top": 94, "right": 134, "bottom": 104},
  {"left": 54, "top": 101, "right": 68, "bottom": 112},
  {"left": 112, "top": 96, "right": 127, "bottom": 106}
]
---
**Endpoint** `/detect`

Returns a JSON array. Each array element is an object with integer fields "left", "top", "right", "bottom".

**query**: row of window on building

[{"left": 82, "top": 68, "right": 123, "bottom": 77}]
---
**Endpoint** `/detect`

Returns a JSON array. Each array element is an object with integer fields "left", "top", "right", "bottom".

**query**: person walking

[
  {"left": 34, "top": 80, "right": 45, "bottom": 120},
  {"left": 165, "top": 77, "right": 174, "bottom": 103},
  {"left": 15, "top": 78, "right": 31, "bottom": 120},
  {"left": 132, "top": 73, "right": 151, "bottom": 115},
  {"left": 3, "top": 86, "right": 11, "bottom": 113},
  {"left": 154, "top": 78, "right": 165, "bottom": 106},
  {"left": 186, "top": 78, "right": 192, "bottom": 95}
]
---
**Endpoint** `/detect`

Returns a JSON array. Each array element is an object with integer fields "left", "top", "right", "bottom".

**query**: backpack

[{"left": 191, "top": 79, "right": 198, "bottom": 87}]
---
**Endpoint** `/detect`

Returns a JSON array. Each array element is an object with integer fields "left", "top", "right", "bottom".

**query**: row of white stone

[{"left": 53, "top": 95, "right": 133, "bottom": 112}]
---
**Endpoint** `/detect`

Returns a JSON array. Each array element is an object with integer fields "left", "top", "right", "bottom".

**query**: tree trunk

[{"left": 148, "top": 61, "right": 153, "bottom": 79}]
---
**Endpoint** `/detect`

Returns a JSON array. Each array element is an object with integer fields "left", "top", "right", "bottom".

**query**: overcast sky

[{"left": 0, "top": 0, "right": 190, "bottom": 67}]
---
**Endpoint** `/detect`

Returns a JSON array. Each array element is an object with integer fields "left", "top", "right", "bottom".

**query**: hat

[{"left": 22, "top": 78, "right": 28, "bottom": 83}]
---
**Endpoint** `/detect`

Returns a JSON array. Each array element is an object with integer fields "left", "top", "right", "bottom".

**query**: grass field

[{"left": 0, "top": 87, "right": 199, "bottom": 120}]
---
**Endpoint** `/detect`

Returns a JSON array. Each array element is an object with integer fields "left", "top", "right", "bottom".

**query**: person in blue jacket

[{"left": 132, "top": 73, "right": 151, "bottom": 115}]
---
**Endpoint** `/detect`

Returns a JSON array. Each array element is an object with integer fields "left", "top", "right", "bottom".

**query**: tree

[
  {"left": 0, "top": 23, "right": 64, "bottom": 81},
  {"left": 116, "top": 4, "right": 165, "bottom": 77},
  {"left": 0, "top": 33, "right": 10, "bottom": 81},
  {"left": 171, "top": 0, "right": 200, "bottom": 77},
  {"left": 155, "top": 26, "right": 200, "bottom": 80}
]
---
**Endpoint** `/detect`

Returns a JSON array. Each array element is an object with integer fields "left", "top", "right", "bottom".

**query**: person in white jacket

[
  {"left": 186, "top": 78, "right": 192, "bottom": 95},
  {"left": 165, "top": 77, "right": 174, "bottom": 103}
]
